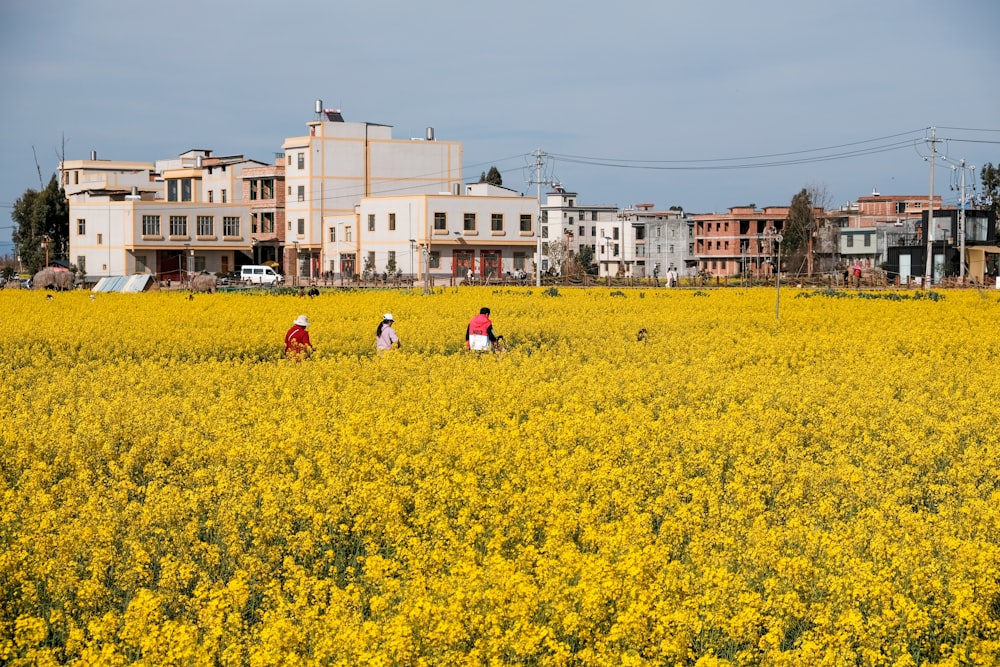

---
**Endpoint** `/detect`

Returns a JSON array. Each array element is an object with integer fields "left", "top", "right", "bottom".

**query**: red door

[{"left": 481, "top": 250, "right": 500, "bottom": 280}]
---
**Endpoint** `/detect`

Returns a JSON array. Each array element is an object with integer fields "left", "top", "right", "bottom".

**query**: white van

[{"left": 240, "top": 265, "right": 284, "bottom": 285}]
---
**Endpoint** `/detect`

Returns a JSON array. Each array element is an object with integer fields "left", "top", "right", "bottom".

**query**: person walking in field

[
  {"left": 285, "top": 314, "right": 314, "bottom": 360},
  {"left": 376, "top": 313, "right": 401, "bottom": 353},
  {"left": 466, "top": 307, "right": 502, "bottom": 352}
]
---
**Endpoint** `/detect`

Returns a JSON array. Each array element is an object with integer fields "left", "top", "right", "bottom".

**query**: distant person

[
  {"left": 376, "top": 313, "right": 401, "bottom": 352},
  {"left": 466, "top": 307, "right": 501, "bottom": 352},
  {"left": 285, "top": 314, "right": 314, "bottom": 360},
  {"left": 307, "top": 285, "right": 320, "bottom": 297}
]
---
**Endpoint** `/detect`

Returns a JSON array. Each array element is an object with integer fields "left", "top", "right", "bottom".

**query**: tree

[
  {"left": 783, "top": 188, "right": 814, "bottom": 275},
  {"left": 11, "top": 174, "right": 69, "bottom": 274},
  {"left": 546, "top": 238, "right": 568, "bottom": 275},
  {"left": 478, "top": 166, "right": 502, "bottom": 186},
  {"left": 978, "top": 163, "right": 1000, "bottom": 233},
  {"left": 576, "top": 245, "right": 598, "bottom": 275}
]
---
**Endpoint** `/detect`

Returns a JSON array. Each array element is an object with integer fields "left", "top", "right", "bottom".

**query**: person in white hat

[
  {"left": 285, "top": 314, "right": 314, "bottom": 360},
  {"left": 375, "top": 313, "right": 401, "bottom": 352}
]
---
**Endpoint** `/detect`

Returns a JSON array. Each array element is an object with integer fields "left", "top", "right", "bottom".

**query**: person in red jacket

[
  {"left": 466, "top": 307, "right": 502, "bottom": 351},
  {"left": 285, "top": 314, "right": 314, "bottom": 360}
]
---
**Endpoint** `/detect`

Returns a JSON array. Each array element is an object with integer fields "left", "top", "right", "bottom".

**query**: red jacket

[
  {"left": 285, "top": 325, "right": 312, "bottom": 355},
  {"left": 466, "top": 314, "right": 496, "bottom": 349}
]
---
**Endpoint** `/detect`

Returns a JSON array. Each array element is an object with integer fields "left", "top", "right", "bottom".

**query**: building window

[
  {"left": 542, "top": 226, "right": 548, "bottom": 238},
  {"left": 297, "top": 218, "right": 305, "bottom": 235},
  {"left": 591, "top": 226, "right": 596, "bottom": 236},
  {"left": 77, "top": 256, "right": 86, "bottom": 273},
  {"left": 261, "top": 178, "right": 273, "bottom": 199},
  {"left": 167, "top": 180, "right": 178, "bottom": 201},
  {"left": 208, "top": 190, "right": 214, "bottom": 203},
  {"left": 613, "top": 244, "right": 619, "bottom": 257},
  {"left": 864, "top": 233, "right": 873, "bottom": 247},
  {"left": 135, "top": 255, "right": 147, "bottom": 273},
  {"left": 368, "top": 214, "right": 375, "bottom": 232},
  {"left": 429, "top": 251, "right": 440, "bottom": 268},
  {"left": 367, "top": 251, "right": 375, "bottom": 269},
  {"left": 297, "top": 185, "right": 305, "bottom": 202},
  {"left": 847, "top": 235, "right": 854, "bottom": 248},
  {"left": 591, "top": 212, "right": 598, "bottom": 221},
  {"left": 287, "top": 154, "right": 292, "bottom": 166},
  {"left": 260, "top": 212, "right": 274, "bottom": 234},
  {"left": 181, "top": 178, "right": 192, "bottom": 202},
  {"left": 96, "top": 233, "right": 103, "bottom": 245},
  {"left": 169, "top": 215, "right": 188, "bottom": 236},
  {"left": 142, "top": 215, "right": 161, "bottom": 236},
  {"left": 197, "top": 216, "right": 214, "bottom": 236},
  {"left": 464, "top": 213, "right": 476, "bottom": 231},
  {"left": 77, "top": 219, "right": 85, "bottom": 235},
  {"left": 434, "top": 212, "right": 447, "bottom": 231},
  {"left": 514, "top": 252, "right": 525, "bottom": 269},
  {"left": 389, "top": 213, "right": 396, "bottom": 231},
  {"left": 388, "top": 250, "right": 396, "bottom": 267},
  {"left": 520, "top": 214, "right": 531, "bottom": 232},
  {"left": 491, "top": 213, "right": 503, "bottom": 232},
  {"left": 345, "top": 227, "right": 352, "bottom": 242},
  {"left": 221, "top": 189, "right": 227, "bottom": 203},
  {"left": 613, "top": 228, "right": 619, "bottom": 240},
  {"left": 297, "top": 153, "right": 305, "bottom": 169},
  {"left": 224, "top": 217, "right": 240, "bottom": 237},
  {"left": 329, "top": 227, "right": 336, "bottom": 242},
  {"left": 579, "top": 225, "right": 585, "bottom": 236}
]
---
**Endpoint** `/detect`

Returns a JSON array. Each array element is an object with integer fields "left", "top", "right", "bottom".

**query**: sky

[{"left": 2, "top": 0, "right": 998, "bottom": 256}]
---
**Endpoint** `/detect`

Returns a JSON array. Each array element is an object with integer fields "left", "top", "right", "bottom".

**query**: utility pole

[
  {"left": 527, "top": 149, "right": 548, "bottom": 287},
  {"left": 923, "top": 127, "right": 937, "bottom": 288},
  {"left": 957, "top": 159, "right": 975, "bottom": 281}
]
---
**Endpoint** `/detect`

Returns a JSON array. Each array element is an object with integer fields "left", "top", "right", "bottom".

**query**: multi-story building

[
  {"left": 282, "top": 107, "right": 463, "bottom": 281},
  {"left": 619, "top": 203, "right": 693, "bottom": 279},
  {"left": 836, "top": 193, "right": 942, "bottom": 270},
  {"left": 242, "top": 162, "right": 285, "bottom": 267},
  {"left": 541, "top": 186, "right": 620, "bottom": 276},
  {"left": 64, "top": 150, "right": 262, "bottom": 282},
  {"left": 694, "top": 206, "right": 795, "bottom": 278},
  {"left": 322, "top": 182, "right": 539, "bottom": 283}
]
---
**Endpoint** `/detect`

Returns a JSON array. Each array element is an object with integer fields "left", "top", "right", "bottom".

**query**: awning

[{"left": 965, "top": 246, "right": 1000, "bottom": 280}]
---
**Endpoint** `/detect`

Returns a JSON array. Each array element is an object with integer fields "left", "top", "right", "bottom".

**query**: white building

[
  {"left": 323, "top": 182, "right": 539, "bottom": 283},
  {"left": 63, "top": 150, "right": 261, "bottom": 282},
  {"left": 282, "top": 108, "right": 463, "bottom": 281},
  {"left": 620, "top": 203, "right": 694, "bottom": 279},
  {"left": 540, "top": 186, "right": 621, "bottom": 276}
]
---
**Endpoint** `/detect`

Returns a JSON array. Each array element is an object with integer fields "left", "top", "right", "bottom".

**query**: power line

[
  {"left": 550, "top": 128, "right": 929, "bottom": 165},
  {"left": 551, "top": 140, "right": 919, "bottom": 171}
]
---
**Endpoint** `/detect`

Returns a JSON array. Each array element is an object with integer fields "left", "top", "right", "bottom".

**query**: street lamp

[
  {"left": 764, "top": 228, "right": 783, "bottom": 320},
  {"left": 563, "top": 229, "right": 574, "bottom": 285},
  {"left": 422, "top": 246, "right": 430, "bottom": 294},
  {"left": 409, "top": 239, "right": 417, "bottom": 284}
]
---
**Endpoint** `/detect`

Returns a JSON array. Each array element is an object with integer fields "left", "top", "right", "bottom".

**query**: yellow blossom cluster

[{"left": 1, "top": 287, "right": 999, "bottom": 666}]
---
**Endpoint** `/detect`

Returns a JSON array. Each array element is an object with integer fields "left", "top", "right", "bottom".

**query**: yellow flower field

[{"left": 1, "top": 286, "right": 999, "bottom": 666}]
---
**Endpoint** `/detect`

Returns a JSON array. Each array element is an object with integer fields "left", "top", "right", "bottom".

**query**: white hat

[
  {"left": 383, "top": 313, "right": 394, "bottom": 321},
  {"left": 294, "top": 315, "right": 310, "bottom": 327}
]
